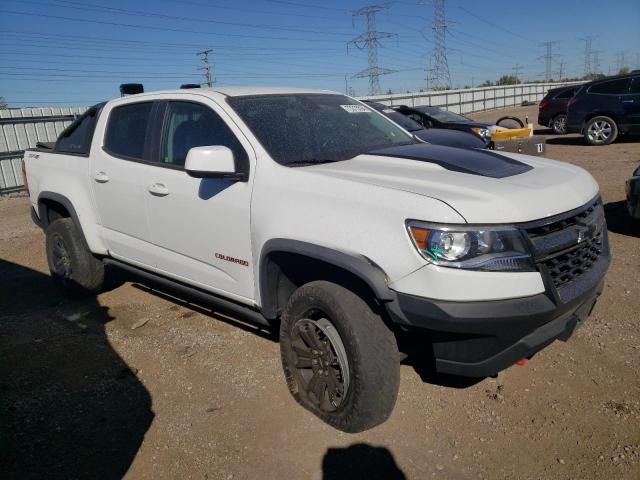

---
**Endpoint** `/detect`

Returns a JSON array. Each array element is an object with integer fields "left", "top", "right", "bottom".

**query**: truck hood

[{"left": 307, "top": 144, "right": 599, "bottom": 223}]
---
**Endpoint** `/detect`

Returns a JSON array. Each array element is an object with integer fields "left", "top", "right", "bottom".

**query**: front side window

[
  {"left": 629, "top": 78, "right": 640, "bottom": 94},
  {"left": 589, "top": 79, "right": 631, "bottom": 95},
  {"left": 228, "top": 94, "right": 413, "bottom": 165},
  {"left": 104, "top": 102, "right": 153, "bottom": 160},
  {"left": 159, "top": 101, "right": 247, "bottom": 168},
  {"left": 55, "top": 105, "right": 101, "bottom": 154}
]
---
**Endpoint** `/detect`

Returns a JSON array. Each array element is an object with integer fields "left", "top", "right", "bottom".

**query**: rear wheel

[
  {"left": 584, "top": 116, "right": 618, "bottom": 145},
  {"left": 551, "top": 114, "right": 567, "bottom": 134},
  {"left": 280, "top": 281, "right": 400, "bottom": 433},
  {"left": 46, "top": 218, "right": 104, "bottom": 296}
]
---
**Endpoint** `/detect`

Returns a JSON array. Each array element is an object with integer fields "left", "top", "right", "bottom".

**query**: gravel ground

[{"left": 1, "top": 105, "right": 639, "bottom": 480}]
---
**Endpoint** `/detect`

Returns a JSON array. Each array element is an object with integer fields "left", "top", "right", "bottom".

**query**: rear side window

[
  {"left": 55, "top": 107, "right": 100, "bottom": 155},
  {"left": 104, "top": 102, "right": 153, "bottom": 160},
  {"left": 588, "top": 79, "right": 631, "bottom": 95}
]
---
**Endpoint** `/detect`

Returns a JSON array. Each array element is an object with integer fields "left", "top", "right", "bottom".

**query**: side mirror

[{"left": 185, "top": 146, "right": 244, "bottom": 180}]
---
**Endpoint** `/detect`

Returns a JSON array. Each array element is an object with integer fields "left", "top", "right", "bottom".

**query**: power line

[
  {"left": 197, "top": 49, "right": 214, "bottom": 87},
  {"left": 10, "top": 0, "right": 354, "bottom": 37},
  {"left": 349, "top": 4, "right": 397, "bottom": 96},
  {"left": 457, "top": 6, "right": 533, "bottom": 43},
  {"left": 0, "top": 9, "right": 346, "bottom": 43}
]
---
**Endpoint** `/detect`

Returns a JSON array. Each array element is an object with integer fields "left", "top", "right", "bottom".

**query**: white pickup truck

[{"left": 23, "top": 87, "right": 610, "bottom": 432}]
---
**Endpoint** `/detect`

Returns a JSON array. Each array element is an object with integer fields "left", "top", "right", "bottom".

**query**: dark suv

[
  {"left": 566, "top": 73, "right": 640, "bottom": 145},
  {"left": 538, "top": 85, "right": 580, "bottom": 134}
]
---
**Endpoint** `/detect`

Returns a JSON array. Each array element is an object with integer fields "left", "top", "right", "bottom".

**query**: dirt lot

[{"left": 1, "top": 105, "right": 639, "bottom": 480}]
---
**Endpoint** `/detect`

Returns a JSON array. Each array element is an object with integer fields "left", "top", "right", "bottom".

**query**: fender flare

[
  {"left": 37, "top": 191, "right": 91, "bottom": 250},
  {"left": 258, "top": 238, "right": 394, "bottom": 319}
]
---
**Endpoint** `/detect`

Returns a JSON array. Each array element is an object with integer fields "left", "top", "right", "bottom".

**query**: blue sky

[{"left": 1, "top": 0, "right": 639, "bottom": 106}]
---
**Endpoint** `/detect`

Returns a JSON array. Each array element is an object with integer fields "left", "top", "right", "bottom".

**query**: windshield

[
  {"left": 228, "top": 94, "right": 414, "bottom": 165},
  {"left": 417, "top": 107, "right": 471, "bottom": 124},
  {"left": 366, "top": 102, "right": 423, "bottom": 131}
]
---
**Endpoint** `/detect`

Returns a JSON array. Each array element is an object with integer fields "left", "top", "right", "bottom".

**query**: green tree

[
  {"left": 496, "top": 75, "right": 520, "bottom": 85},
  {"left": 618, "top": 67, "right": 630, "bottom": 75},
  {"left": 0, "top": 96, "right": 7, "bottom": 109},
  {"left": 583, "top": 73, "right": 606, "bottom": 81}
]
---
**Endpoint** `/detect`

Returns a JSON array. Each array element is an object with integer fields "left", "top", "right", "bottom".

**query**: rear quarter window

[
  {"left": 104, "top": 102, "right": 154, "bottom": 160},
  {"left": 55, "top": 107, "right": 101, "bottom": 155},
  {"left": 555, "top": 87, "right": 577, "bottom": 99}
]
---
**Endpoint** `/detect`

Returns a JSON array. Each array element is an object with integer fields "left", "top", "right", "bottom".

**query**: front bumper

[
  {"left": 537, "top": 112, "right": 551, "bottom": 127},
  {"left": 386, "top": 197, "right": 610, "bottom": 377},
  {"left": 387, "top": 275, "right": 604, "bottom": 377}
]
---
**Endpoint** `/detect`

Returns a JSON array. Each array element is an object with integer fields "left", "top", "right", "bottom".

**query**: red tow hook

[{"left": 516, "top": 358, "right": 527, "bottom": 366}]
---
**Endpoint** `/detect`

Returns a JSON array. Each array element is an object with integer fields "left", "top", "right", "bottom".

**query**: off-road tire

[
  {"left": 584, "top": 116, "right": 618, "bottom": 146},
  {"left": 45, "top": 218, "right": 104, "bottom": 296},
  {"left": 280, "top": 280, "right": 400, "bottom": 433}
]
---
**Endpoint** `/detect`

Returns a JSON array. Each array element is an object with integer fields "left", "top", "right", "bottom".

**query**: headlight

[
  {"left": 471, "top": 127, "right": 491, "bottom": 140},
  {"left": 407, "top": 221, "right": 535, "bottom": 271}
]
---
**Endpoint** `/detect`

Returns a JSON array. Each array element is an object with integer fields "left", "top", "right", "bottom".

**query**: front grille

[
  {"left": 526, "top": 201, "right": 598, "bottom": 238},
  {"left": 542, "top": 230, "right": 604, "bottom": 288},
  {"left": 523, "top": 198, "right": 607, "bottom": 291}
]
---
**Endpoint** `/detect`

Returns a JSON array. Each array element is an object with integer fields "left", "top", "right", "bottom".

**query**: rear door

[
  {"left": 143, "top": 98, "right": 255, "bottom": 302},
  {"left": 625, "top": 77, "right": 640, "bottom": 132},
  {"left": 90, "top": 100, "right": 157, "bottom": 267}
]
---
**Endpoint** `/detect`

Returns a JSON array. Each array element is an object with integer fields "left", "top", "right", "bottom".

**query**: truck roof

[{"left": 116, "top": 86, "right": 338, "bottom": 101}]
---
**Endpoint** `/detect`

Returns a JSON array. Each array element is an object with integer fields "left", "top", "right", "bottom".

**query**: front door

[{"left": 144, "top": 99, "right": 255, "bottom": 302}]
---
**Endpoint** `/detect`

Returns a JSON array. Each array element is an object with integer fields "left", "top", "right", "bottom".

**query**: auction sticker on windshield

[{"left": 340, "top": 104, "right": 371, "bottom": 113}]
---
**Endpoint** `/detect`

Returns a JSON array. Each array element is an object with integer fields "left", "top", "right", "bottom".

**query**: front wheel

[
  {"left": 279, "top": 281, "right": 400, "bottom": 433},
  {"left": 584, "top": 116, "right": 618, "bottom": 145},
  {"left": 551, "top": 114, "right": 567, "bottom": 134}
]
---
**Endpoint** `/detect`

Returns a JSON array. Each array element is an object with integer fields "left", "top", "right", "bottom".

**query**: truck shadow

[
  {"left": 0, "top": 259, "right": 153, "bottom": 480},
  {"left": 322, "top": 443, "right": 406, "bottom": 480},
  {"left": 604, "top": 200, "right": 640, "bottom": 238}
]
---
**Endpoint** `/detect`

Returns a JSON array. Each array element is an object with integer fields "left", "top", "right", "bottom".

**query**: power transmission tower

[
  {"left": 540, "top": 41, "right": 560, "bottom": 81},
  {"left": 615, "top": 51, "right": 627, "bottom": 72},
  {"left": 580, "top": 36, "right": 595, "bottom": 76},
  {"left": 349, "top": 4, "right": 397, "bottom": 96},
  {"left": 591, "top": 50, "right": 601, "bottom": 75},
  {"left": 430, "top": 0, "right": 451, "bottom": 89},
  {"left": 512, "top": 64, "right": 523, "bottom": 83},
  {"left": 557, "top": 60, "right": 566, "bottom": 81},
  {"left": 197, "top": 49, "right": 214, "bottom": 87}
]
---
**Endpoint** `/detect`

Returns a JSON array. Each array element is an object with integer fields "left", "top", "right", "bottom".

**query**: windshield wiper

[{"left": 286, "top": 159, "right": 341, "bottom": 167}]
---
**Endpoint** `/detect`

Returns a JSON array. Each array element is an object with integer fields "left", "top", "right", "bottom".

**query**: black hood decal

[{"left": 369, "top": 144, "right": 533, "bottom": 178}]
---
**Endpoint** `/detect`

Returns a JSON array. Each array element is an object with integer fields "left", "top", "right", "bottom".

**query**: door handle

[
  {"left": 148, "top": 183, "right": 170, "bottom": 197},
  {"left": 622, "top": 99, "right": 634, "bottom": 103},
  {"left": 94, "top": 171, "right": 110, "bottom": 183}
]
